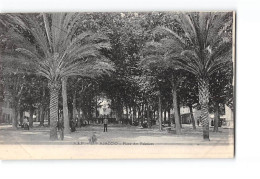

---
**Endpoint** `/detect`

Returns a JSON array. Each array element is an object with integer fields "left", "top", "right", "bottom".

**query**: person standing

[{"left": 103, "top": 117, "right": 108, "bottom": 132}]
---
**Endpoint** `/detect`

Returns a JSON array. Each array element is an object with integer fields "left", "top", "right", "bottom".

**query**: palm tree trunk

[
  {"left": 214, "top": 102, "right": 219, "bottom": 132},
  {"left": 49, "top": 82, "right": 59, "bottom": 140},
  {"left": 62, "top": 77, "right": 70, "bottom": 134},
  {"left": 171, "top": 81, "right": 181, "bottom": 134},
  {"left": 189, "top": 104, "right": 196, "bottom": 130},
  {"left": 198, "top": 77, "right": 210, "bottom": 140},
  {"left": 158, "top": 93, "right": 162, "bottom": 131}
]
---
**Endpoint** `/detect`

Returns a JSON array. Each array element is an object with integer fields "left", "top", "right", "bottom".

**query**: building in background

[{"left": 96, "top": 97, "right": 111, "bottom": 117}]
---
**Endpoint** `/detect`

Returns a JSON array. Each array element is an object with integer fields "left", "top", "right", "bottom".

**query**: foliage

[{"left": 0, "top": 12, "right": 234, "bottom": 140}]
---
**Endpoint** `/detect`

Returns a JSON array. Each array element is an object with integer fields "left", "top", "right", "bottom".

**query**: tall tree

[
  {"left": 2, "top": 74, "right": 25, "bottom": 128},
  {"left": 209, "top": 66, "right": 233, "bottom": 132},
  {"left": 0, "top": 13, "right": 113, "bottom": 140},
  {"left": 179, "top": 72, "right": 199, "bottom": 130},
  {"left": 140, "top": 40, "right": 184, "bottom": 134},
  {"left": 156, "top": 12, "right": 233, "bottom": 140}
]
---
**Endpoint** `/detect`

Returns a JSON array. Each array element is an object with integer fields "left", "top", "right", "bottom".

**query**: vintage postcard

[{"left": 0, "top": 11, "right": 235, "bottom": 159}]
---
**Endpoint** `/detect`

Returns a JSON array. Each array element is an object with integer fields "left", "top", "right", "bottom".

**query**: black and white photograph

[{"left": 0, "top": 11, "right": 235, "bottom": 159}]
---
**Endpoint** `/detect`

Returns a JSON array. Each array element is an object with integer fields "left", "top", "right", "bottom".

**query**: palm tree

[
  {"left": 156, "top": 12, "right": 234, "bottom": 140},
  {"left": 0, "top": 13, "right": 114, "bottom": 140}
]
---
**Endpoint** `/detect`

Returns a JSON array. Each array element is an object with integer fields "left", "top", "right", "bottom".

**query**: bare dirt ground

[{"left": 0, "top": 123, "right": 234, "bottom": 145}]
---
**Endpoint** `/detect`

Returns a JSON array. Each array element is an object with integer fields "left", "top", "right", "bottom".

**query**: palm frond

[
  {"left": 207, "top": 48, "right": 232, "bottom": 76},
  {"left": 154, "top": 26, "right": 187, "bottom": 48},
  {"left": 42, "top": 13, "right": 52, "bottom": 52},
  {"left": 164, "top": 54, "right": 198, "bottom": 75}
]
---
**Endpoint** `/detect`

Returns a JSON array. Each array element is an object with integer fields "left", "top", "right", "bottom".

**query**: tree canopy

[{"left": 0, "top": 12, "right": 234, "bottom": 140}]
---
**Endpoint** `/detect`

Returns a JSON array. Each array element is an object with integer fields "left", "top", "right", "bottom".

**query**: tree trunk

[
  {"left": 177, "top": 102, "right": 182, "bottom": 128},
  {"left": 130, "top": 107, "right": 133, "bottom": 124},
  {"left": 95, "top": 95, "right": 98, "bottom": 118},
  {"left": 137, "top": 107, "right": 139, "bottom": 119},
  {"left": 19, "top": 110, "right": 23, "bottom": 125},
  {"left": 133, "top": 107, "right": 136, "bottom": 121},
  {"left": 29, "top": 106, "right": 34, "bottom": 128},
  {"left": 82, "top": 109, "right": 87, "bottom": 123},
  {"left": 147, "top": 105, "right": 151, "bottom": 128},
  {"left": 171, "top": 81, "right": 181, "bottom": 134},
  {"left": 40, "top": 106, "right": 45, "bottom": 126},
  {"left": 138, "top": 106, "right": 141, "bottom": 126},
  {"left": 40, "top": 86, "right": 46, "bottom": 126},
  {"left": 189, "top": 104, "right": 196, "bottom": 130},
  {"left": 116, "top": 105, "right": 122, "bottom": 123},
  {"left": 47, "top": 110, "right": 50, "bottom": 126},
  {"left": 168, "top": 108, "right": 171, "bottom": 125},
  {"left": 198, "top": 77, "right": 210, "bottom": 140},
  {"left": 158, "top": 94, "right": 162, "bottom": 131},
  {"left": 12, "top": 108, "right": 18, "bottom": 129},
  {"left": 115, "top": 97, "right": 123, "bottom": 122},
  {"left": 72, "top": 91, "right": 77, "bottom": 123},
  {"left": 62, "top": 77, "right": 70, "bottom": 134},
  {"left": 126, "top": 105, "right": 129, "bottom": 124},
  {"left": 140, "top": 103, "right": 144, "bottom": 126},
  {"left": 37, "top": 109, "right": 40, "bottom": 122},
  {"left": 164, "top": 109, "right": 167, "bottom": 122},
  {"left": 160, "top": 109, "right": 163, "bottom": 124},
  {"left": 87, "top": 97, "right": 92, "bottom": 121},
  {"left": 49, "top": 82, "right": 59, "bottom": 140},
  {"left": 77, "top": 108, "right": 81, "bottom": 127},
  {"left": 214, "top": 102, "right": 219, "bottom": 132}
]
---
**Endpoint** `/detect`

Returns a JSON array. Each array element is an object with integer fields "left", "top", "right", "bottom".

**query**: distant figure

[
  {"left": 103, "top": 117, "right": 108, "bottom": 132},
  {"left": 211, "top": 119, "right": 214, "bottom": 126},
  {"left": 23, "top": 118, "right": 29, "bottom": 130},
  {"left": 89, "top": 132, "right": 98, "bottom": 144},
  {"left": 70, "top": 120, "right": 76, "bottom": 132},
  {"left": 57, "top": 120, "right": 64, "bottom": 140}
]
